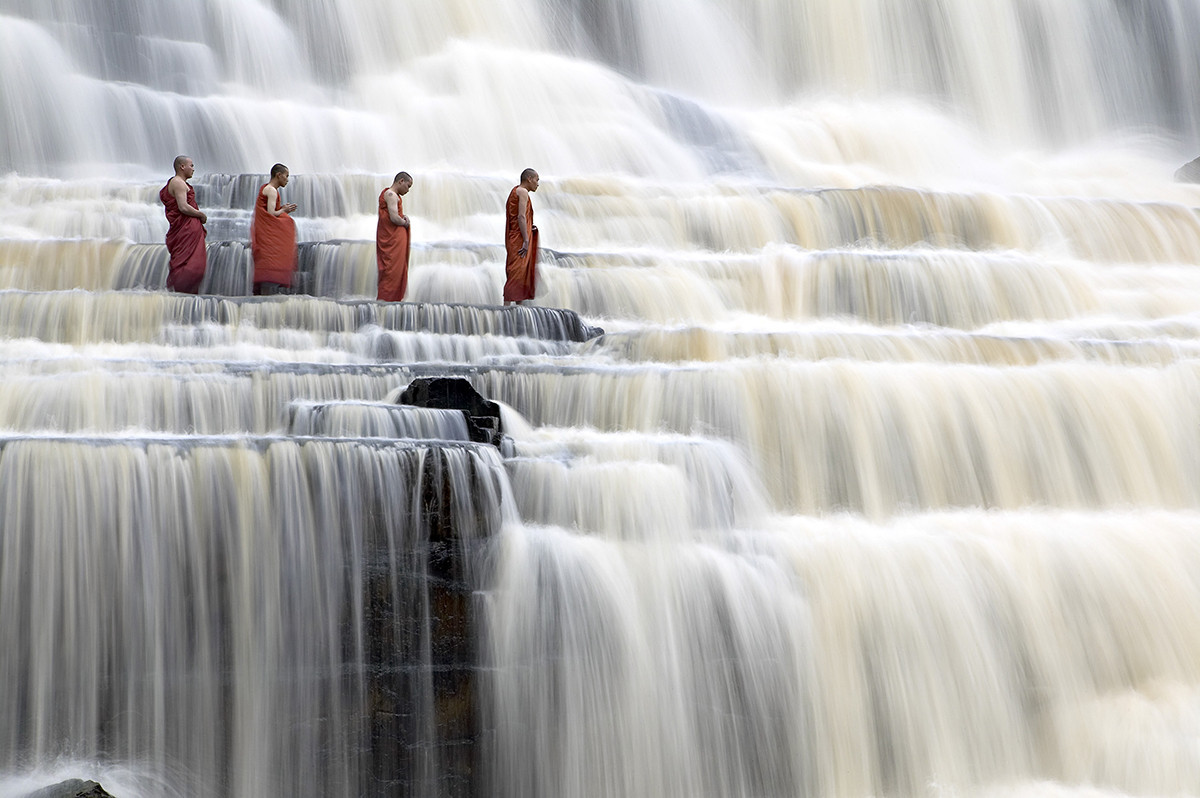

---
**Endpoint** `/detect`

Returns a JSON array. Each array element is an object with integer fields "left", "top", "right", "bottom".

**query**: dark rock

[
  {"left": 398, "top": 377, "right": 504, "bottom": 447},
  {"left": 351, "top": 443, "right": 494, "bottom": 797},
  {"left": 23, "top": 780, "right": 114, "bottom": 798},
  {"left": 1175, "top": 156, "right": 1200, "bottom": 182}
]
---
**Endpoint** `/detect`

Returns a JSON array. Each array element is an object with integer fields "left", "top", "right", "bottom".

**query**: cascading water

[{"left": 2, "top": 1, "right": 1200, "bottom": 797}]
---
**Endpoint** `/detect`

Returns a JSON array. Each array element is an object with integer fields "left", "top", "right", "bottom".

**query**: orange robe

[
  {"left": 250, "top": 183, "right": 298, "bottom": 287},
  {"left": 159, "top": 180, "right": 207, "bottom": 293},
  {"left": 376, "top": 188, "right": 410, "bottom": 301},
  {"left": 503, "top": 186, "right": 537, "bottom": 302}
]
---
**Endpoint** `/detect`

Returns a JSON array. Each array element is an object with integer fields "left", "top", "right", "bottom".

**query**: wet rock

[
  {"left": 399, "top": 377, "right": 504, "bottom": 447},
  {"left": 1175, "top": 156, "right": 1200, "bottom": 182},
  {"left": 23, "top": 780, "right": 114, "bottom": 798}
]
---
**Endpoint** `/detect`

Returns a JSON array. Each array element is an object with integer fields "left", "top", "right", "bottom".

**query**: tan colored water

[{"left": 3, "top": 1, "right": 1200, "bottom": 796}]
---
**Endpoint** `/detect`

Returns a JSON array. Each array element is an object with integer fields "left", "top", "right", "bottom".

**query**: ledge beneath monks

[{"left": 0, "top": 290, "right": 603, "bottom": 345}]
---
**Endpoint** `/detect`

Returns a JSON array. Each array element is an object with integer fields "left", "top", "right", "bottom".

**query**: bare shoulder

[
  {"left": 514, "top": 186, "right": 529, "bottom": 198},
  {"left": 262, "top": 183, "right": 277, "bottom": 197}
]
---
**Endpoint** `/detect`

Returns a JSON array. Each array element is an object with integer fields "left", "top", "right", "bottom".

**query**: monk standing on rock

[
  {"left": 160, "top": 155, "right": 208, "bottom": 293},
  {"left": 376, "top": 171, "right": 412, "bottom": 301},
  {"left": 251, "top": 163, "right": 298, "bottom": 295},
  {"left": 503, "top": 168, "right": 539, "bottom": 305}
]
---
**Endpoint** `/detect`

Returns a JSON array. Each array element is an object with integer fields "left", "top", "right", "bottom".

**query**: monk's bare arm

[
  {"left": 516, "top": 188, "right": 530, "bottom": 253},
  {"left": 170, "top": 176, "right": 207, "bottom": 224},
  {"left": 262, "top": 184, "right": 280, "bottom": 216},
  {"left": 385, "top": 190, "right": 408, "bottom": 227},
  {"left": 262, "top": 184, "right": 298, "bottom": 216}
]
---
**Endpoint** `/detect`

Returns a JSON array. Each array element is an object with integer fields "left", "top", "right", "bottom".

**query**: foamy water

[{"left": 3, "top": 1, "right": 1200, "bottom": 796}]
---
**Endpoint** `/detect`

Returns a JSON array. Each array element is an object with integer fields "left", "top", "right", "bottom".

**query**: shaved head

[
  {"left": 173, "top": 155, "right": 191, "bottom": 172},
  {"left": 520, "top": 168, "right": 538, "bottom": 183}
]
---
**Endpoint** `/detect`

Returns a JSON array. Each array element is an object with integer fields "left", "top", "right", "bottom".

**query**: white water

[{"left": 3, "top": 1, "right": 1200, "bottom": 797}]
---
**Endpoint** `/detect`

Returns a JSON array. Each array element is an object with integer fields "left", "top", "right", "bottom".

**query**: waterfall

[
  {"left": 4, "top": 0, "right": 1200, "bottom": 797},
  {"left": 0, "top": 437, "right": 512, "bottom": 797}
]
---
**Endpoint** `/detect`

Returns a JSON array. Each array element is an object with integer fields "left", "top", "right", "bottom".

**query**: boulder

[
  {"left": 398, "top": 377, "right": 504, "bottom": 447},
  {"left": 24, "top": 780, "right": 114, "bottom": 798},
  {"left": 1175, "top": 156, "right": 1200, "bottom": 183}
]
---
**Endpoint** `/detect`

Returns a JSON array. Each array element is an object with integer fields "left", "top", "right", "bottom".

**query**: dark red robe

[
  {"left": 376, "top": 188, "right": 410, "bottom": 302},
  {"left": 502, "top": 186, "right": 537, "bottom": 302},
  {"left": 159, "top": 180, "right": 207, "bottom": 293},
  {"left": 250, "top": 183, "right": 297, "bottom": 287}
]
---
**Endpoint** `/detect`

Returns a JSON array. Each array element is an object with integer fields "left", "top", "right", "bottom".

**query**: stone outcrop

[
  {"left": 1175, "top": 156, "right": 1200, "bottom": 182},
  {"left": 23, "top": 780, "right": 114, "bottom": 798},
  {"left": 399, "top": 377, "right": 504, "bottom": 447}
]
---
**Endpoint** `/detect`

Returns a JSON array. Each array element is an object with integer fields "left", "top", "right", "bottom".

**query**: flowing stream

[{"left": 3, "top": 1, "right": 1200, "bottom": 796}]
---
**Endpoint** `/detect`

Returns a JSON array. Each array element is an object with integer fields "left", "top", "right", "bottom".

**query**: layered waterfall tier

[
  {"left": 4, "top": 0, "right": 1200, "bottom": 177},
  {"left": 6, "top": 0, "right": 1200, "bottom": 797},
  {"left": 3, "top": 163, "right": 1200, "bottom": 797},
  {"left": 0, "top": 435, "right": 510, "bottom": 798}
]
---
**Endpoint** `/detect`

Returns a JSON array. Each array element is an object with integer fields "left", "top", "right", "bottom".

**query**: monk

[
  {"left": 503, "top": 168, "right": 539, "bottom": 305},
  {"left": 376, "top": 171, "right": 412, "bottom": 301},
  {"left": 159, "top": 155, "right": 208, "bottom": 293},
  {"left": 250, "top": 163, "right": 299, "bottom": 295}
]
